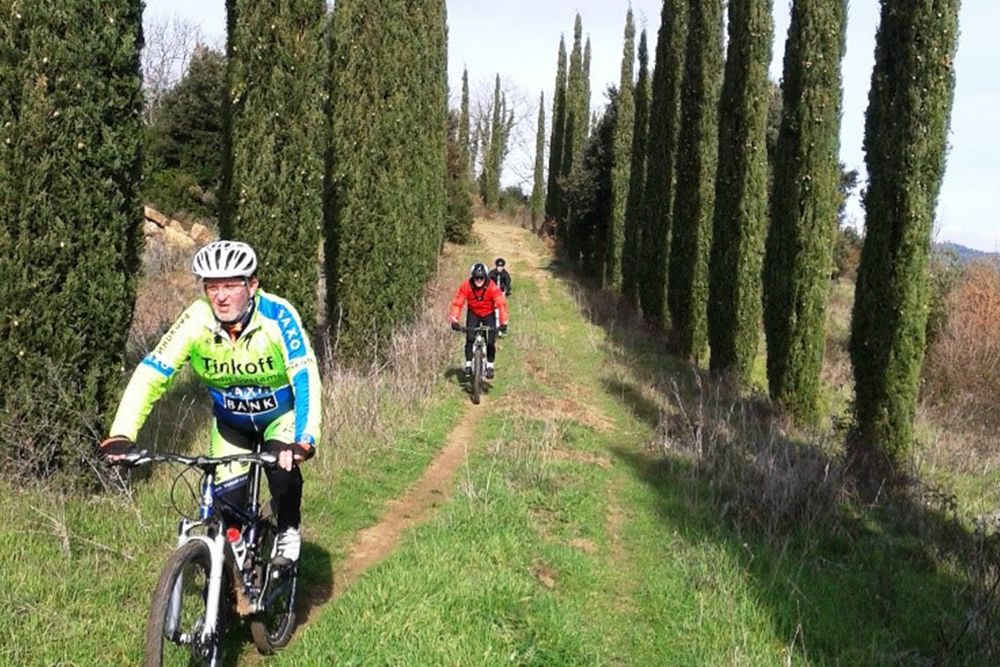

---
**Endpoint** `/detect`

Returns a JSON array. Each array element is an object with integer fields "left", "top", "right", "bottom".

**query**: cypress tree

[
  {"left": 544, "top": 37, "right": 567, "bottom": 222},
  {"left": 326, "top": 0, "right": 448, "bottom": 358},
  {"left": 530, "top": 92, "right": 546, "bottom": 228},
  {"left": 560, "top": 14, "right": 586, "bottom": 240},
  {"left": 420, "top": 0, "right": 449, "bottom": 263},
  {"left": 638, "top": 0, "right": 687, "bottom": 326},
  {"left": 561, "top": 92, "right": 618, "bottom": 277},
  {"left": 445, "top": 110, "right": 474, "bottom": 243},
  {"left": 763, "top": 0, "right": 847, "bottom": 422},
  {"left": 459, "top": 67, "right": 471, "bottom": 180},
  {"left": 605, "top": 9, "right": 636, "bottom": 290},
  {"left": 221, "top": 0, "right": 326, "bottom": 329},
  {"left": 470, "top": 123, "right": 481, "bottom": 185},
  {"left": 706, "top": 0, "right": 773, "bottom": 382},
  {"left": 0, "top": 0, "right": 144, "bottom": 477},
  {"left": 849, "top": 0, "right": 960, "bottom": 468},
  {"left": 668, "top": 0, "right": 724, "bottom": 362},
  {"left": 622, "top": 30, "right": 651, "bottom": 308},
  {"left": 583, "top": 36, "right": 592, "bottom": 139},
  {"left": 480, "top": 74, "right": 512, "bottom": 211}
]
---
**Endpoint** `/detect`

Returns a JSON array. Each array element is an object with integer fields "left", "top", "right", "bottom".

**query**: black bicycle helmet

[
  {"left": 495, "top": 257, "right": 506, "bottom": 267},
  {"left": 470, "top": 262, "right": 488, "bottom": 281}
]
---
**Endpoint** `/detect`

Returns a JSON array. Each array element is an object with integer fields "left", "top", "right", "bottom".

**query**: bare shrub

[
  {"left": 0, "top": 362, "right": 108, "bottom": 489},
  {"left": 315, "top": 245, "right": 467, "bottom": 474},
  {"left": 128, "top": 235, "right": 202, "bottom": 355},
  {"left": 923, "top": 261, "right": 1000, "bottom": 431},
  {"left": 663, "top": 371, "right": 846, "bottom": 542}
]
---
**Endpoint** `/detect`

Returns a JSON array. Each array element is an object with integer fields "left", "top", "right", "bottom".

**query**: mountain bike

[
  {"left": 459, "top": 324, "right": 493, "bottom": 405},
  {"left": 114, "top": 449, "right": 298, "bottom": 666}
]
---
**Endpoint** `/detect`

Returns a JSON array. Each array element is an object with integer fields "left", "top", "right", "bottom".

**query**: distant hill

[{"left": 934, "top": 241, "right": 1000, "bottom": 264}]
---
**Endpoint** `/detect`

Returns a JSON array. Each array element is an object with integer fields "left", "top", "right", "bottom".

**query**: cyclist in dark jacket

[{"left": 488, "top": 257, "right": 512, "bottom": 296}]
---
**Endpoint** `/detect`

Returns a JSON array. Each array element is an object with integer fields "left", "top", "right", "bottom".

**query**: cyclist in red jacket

[{"left": 450, "top": 262, "right": 509, "bottom": 379}]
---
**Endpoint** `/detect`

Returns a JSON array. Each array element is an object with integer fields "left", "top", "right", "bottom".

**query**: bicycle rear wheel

[
  {"left": 471, "top": 345, "right": 483, "bottom": 404},
  {"left": 145, "top": 540, "right": 222, "bottom": 667},
  {"left": 249, "top": 518, "right": 298, "bottom": 653}
]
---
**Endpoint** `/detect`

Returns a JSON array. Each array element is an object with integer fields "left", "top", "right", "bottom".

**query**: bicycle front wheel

[
  {"left": 471, "top": 345, "right": 483, "bottom": 405},
  {"left": 145, "top": 540, "right": 222, "bottom": 667}
]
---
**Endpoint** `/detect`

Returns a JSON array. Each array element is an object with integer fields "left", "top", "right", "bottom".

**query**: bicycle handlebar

[
  {"left": 113, "top": 449, "right": 278, "bottom": 471},
  {"left": 458, "top": 325, "right": 495, "bottom": 333}
]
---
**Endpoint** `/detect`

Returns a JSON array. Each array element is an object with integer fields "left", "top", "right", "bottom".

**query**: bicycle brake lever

[{"left": 121, "top": 449, "right": 149, "bottom": 466}]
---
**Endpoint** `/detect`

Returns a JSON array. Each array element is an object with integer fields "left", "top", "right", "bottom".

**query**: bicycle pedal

[{"left": 270, "top": 555, "right": 295, "bottom": 569}]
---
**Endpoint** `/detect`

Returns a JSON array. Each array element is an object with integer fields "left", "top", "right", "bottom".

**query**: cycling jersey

[
  {"left": 449, "top": 279, "right": 509, "bottom": 324},
  {"left": 488, "top": 268, "right": 512, "bottom": 296},
  {"left": 110, "top": 290, "right": 321, "bottom": 446}
]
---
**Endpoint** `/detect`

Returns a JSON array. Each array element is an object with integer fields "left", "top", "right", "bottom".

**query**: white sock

[{"left": 486, "top": 362, "right": 494, "bottom": 369}]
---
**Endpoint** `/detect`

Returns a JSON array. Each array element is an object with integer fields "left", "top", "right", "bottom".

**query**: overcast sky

[{"left": 145, "top": 0, "right": 1000, "bottom": 252}]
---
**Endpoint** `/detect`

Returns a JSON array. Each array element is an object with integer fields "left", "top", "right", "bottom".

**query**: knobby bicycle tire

[
  {"left": 145, "top": 540, "right": 222, "bottom": 667},
  {"left": 249, "top": 516, "right": 298, "bottom": 653},
  {"left": 472, "top": 345, "right": 483, "bottom": 404}
]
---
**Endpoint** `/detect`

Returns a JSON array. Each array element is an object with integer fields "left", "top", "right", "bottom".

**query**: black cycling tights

[
  {"left": 465, "top": 311, "right": 497, "bottom": 362},
  {"left": 216, "top": 441, "right": 303, "bottom": 531}
]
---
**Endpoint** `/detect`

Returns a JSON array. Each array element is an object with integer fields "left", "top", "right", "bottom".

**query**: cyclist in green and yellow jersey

[{"left": 101, "top": 240, "right": 321, "bottom": 564}]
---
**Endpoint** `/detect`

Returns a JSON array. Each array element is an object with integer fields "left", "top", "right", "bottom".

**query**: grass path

[
  {"left": 300, "top": 221, "right": 593, "bottom": 612},
  {"left": 269, "top": 219, "right": 981, "bottom": 665},
  {"left": 1, "top": 218, "right": 985, "bottom": 665}
]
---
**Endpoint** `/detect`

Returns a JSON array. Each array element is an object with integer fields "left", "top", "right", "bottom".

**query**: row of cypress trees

[
  {"left": 547, "top": 14, "right": 591, "bottom": 249},
  {"left": 544, "top": 0, "right": 960, "bottom": 473},
  {"left": 0, "top": 1, "right": 451, "bottom": 476}
]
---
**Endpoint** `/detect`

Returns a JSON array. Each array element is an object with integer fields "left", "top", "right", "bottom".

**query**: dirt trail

[
  {"left": 477, "top": 219, "right": 553, "bottom": 302},
  {"left": 296, "top": 219, "right": 601, "bottom": 626},
  {"left": 332, "top": 405, "right": 484, "bottom": 595}
]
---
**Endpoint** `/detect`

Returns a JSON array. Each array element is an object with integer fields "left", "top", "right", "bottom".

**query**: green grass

[{"left": 1, "top": 221, "right": 993, "bottom": 665}]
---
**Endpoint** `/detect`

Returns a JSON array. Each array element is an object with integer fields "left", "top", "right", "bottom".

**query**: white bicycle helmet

[{"left": 192, "top": 240, "right": 258, "bottom": 279}]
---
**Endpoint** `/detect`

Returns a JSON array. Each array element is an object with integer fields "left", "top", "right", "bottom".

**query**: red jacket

[{"left": 450, "top": 279, "right": 509, "bottom": 325}]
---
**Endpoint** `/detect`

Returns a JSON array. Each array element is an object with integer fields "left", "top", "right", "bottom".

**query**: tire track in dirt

[{"left": 331, "top": 403, "right": 485, "bottom": 595}]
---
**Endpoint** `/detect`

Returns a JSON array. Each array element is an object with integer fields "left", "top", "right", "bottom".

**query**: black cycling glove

[{"left": 100, "top": 435, "right": 135, "bottom": 457}]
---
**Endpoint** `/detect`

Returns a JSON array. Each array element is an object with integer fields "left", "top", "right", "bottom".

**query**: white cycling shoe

[{"left": 273, "top": 527, "right": 301, "bottom": 565}]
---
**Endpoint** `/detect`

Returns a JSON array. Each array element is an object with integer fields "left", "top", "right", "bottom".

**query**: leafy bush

[
  {"left": 143, "top": 46, "right": 224, "bottom": 219},
  {"left": 143, "top": 169, "right": 213, "bottom": 219}
]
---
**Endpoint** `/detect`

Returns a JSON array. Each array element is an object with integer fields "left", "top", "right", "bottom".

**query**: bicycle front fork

[{"left": 166, "top": 531, "right": 228, "bottom": 644}]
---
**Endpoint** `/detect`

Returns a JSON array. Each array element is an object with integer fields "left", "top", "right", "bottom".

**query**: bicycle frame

[
  {"left": 122, "top": 450, "right": 277, "bottom": 645},
  {"left": 463, "top": 325, "right": 492, "bottom": 351}
]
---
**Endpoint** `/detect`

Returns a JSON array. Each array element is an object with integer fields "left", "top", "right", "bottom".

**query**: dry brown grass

[
  {"left": 923, "top": 262, "right": 1000, "bottom": 435},
  {"left": 313, "top": 243, "right": 468, "bottom": 475},
  {"left": 660, "top": 370, "right": 847, "bottom": 542},
  {"left": 820, "top": 280, "right": 855, "bottom": 402},
  {"left": 128, "top": 232, "right": 204, "bottom": 355}
]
